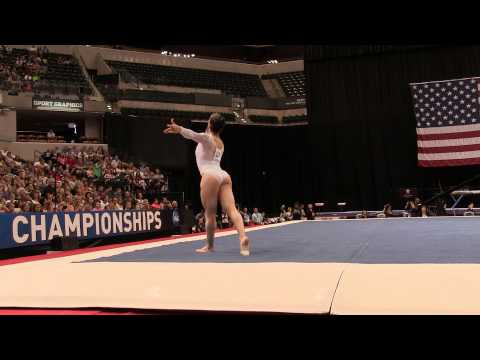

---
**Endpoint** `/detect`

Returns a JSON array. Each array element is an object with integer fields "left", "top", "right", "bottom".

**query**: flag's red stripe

[
  {"left": 418, "top": 143, "right": 480, "bottom": 154},
  {"left": 417, "top": 129, "right": 480, "bottom": 141},
  {"left": 418, "top": 157, "right": 480, "bottom": 167}
]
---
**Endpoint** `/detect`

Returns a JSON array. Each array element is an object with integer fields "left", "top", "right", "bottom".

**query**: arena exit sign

[{"left": 32, "top": 97, "right": 84, "bottom": 112}]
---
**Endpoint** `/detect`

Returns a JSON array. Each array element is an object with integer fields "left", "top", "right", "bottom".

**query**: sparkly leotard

[{"left": 180, "top": 127, "right": 229, "bottom": 184}]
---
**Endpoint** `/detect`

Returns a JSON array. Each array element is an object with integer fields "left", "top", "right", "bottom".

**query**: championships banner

[{"left": 0, "top": 209, "right": 172, "bottom": 250}]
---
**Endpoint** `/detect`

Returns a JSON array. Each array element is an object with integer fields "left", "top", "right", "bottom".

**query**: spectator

[
  {"left": 5, "top": 202, "right": 15, "bottom": 213},
  {"left": 93, "top": 200, "right": 102, "bottom": 211},
  {"left": 151, "top": 198, "right": 161, "bottom": 209},
  {"left": 292, "top": 202, "right": 302, "bottom": 220},
  {"left": 251, "top": 208, "right": 264, "bottom": 225},
  {"left": 420, "top": 205, "right": 429, "bottom": 218},
  {"left": 111, "top": 197, "right": 123, "bottom": 210},
  {"left": 383, "top": 203, "right": 394, "bottom": 217},
  {"left": 241, "top": 207, "right": 251, "bottom": 226},
  {"left": 305, "top": 203, "right": 315, "bottom": 220},
  {"left": 300, "top": 203, "right": 306, "bottom": 219},
  {"left": 286, "top": 207, "right": 293, "bottom": 221},
  {"left": 22, "top": 202, "right": 32, "bottom": 212},
  {"left": 221, "top": 211, "right": 230, "bottom": 229},
  {"left": 356, "top": 210, "right": 369, "bottom": 219},
  {"left": 195, "top": 209, "right": 205, "bottom": 232},
  {"left": 412, "top": 197, "right": 422, "bottom": 217},
  {"left": 172, "top": 200, "right": 180, "bottom": 233},
  {"left": 47, "top": 129, "right": 56, "bottom": 140},
  {"left": 464, "top": 202, "right": 475, "bottom": 216},
  {"left": 279, "top": 205, "right": 288, "bottom": 222},
  {"left": 124, "top": 199, "right": 133, "bottom": 210}
]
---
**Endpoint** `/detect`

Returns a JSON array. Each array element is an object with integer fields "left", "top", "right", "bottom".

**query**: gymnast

[{"left": 163, "top": 113, "right": 250, "bottom": 256}]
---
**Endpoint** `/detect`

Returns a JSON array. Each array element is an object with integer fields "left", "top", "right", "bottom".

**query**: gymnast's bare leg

[
  {"left": 163, "top": 114, "right": 249, "bottom": 255},
  {"left": 196, "top": 174, "right": 221, "bottom": 253},
  {"left": 218, "top": 175, "right": 249, "bottom": 256}
]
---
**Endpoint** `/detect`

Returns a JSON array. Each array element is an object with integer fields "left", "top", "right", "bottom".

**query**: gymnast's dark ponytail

[{"left": 209, "top": 113, "right": 225, "bottom": 135}]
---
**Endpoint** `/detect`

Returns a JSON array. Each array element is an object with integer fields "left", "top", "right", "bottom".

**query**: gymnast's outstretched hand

[{"left": 163, "top": 118, "right": 182, "bottom": 134}]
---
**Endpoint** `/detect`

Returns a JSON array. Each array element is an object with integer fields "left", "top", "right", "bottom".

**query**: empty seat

[
  {"left": 282, "top": 115, "right": 307, "bottom": 124},
  {"left": 249, "top": 115, "right": 279, "bottom": 124},
  {"left": 263, "top": 71, "right": 306, "bottom": 97},
  {"left": 108, "top": 60, "right": 267, "bottom": 98}
]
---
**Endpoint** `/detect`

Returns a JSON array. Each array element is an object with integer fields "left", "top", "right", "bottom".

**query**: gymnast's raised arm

[{"left": 163, "top": 118, "right": 210, "bottom": 144}]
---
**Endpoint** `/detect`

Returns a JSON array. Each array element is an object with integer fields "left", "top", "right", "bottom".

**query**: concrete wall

[
  {"left": 0, "top": 142, "right": 108, "bottom": 161},
  {"left": 119, "top": 82, "right": 221, "bottom": 95},
  {"left": 84, "top": 100, "right": 107, "bottom": 113},
  {"left": 245, "top": 107, "right": 306, "bottom": 120},
  {"left": 117, "top": 100, "right": 232, "bottom": 114},
  {"left": 95, "top": 53, "right": 113, "bottom": 76},
  {"left": 258, "top": 60, "right": 304, "bottom": 75},
  {"left": 0, "top": 91, "right": 33, "bottom": 110},
  {"left": 0, "top": 110, "right": 17, "bottom": 142},
  {"left": 84, "top": 116, "right": 102, "bottom": 139},
  {"left": 79, "top": 46, "right": 260, "bottom": 74}
]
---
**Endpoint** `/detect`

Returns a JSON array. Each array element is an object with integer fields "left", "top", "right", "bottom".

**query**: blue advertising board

[{"left": 0, "top": 209, "right": 171, "bottom": 250}]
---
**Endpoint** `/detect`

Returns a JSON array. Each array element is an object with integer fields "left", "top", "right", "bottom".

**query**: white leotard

[{"left": 180, "top": 127, "right": 229, "bottom": 183}]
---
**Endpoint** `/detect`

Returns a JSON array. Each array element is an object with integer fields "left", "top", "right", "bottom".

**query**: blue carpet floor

[{"left": 81, "top": 218, "right": 480, "bottom": 264}]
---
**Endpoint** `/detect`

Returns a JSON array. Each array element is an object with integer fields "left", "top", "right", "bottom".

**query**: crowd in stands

[
  {"left": 0, "top": 45, "right": 90, "bottom": 96},
  {"left": 1, "top": 143, "right": 475, "bottom": 233},
  {"left": 0, "top": 45, "right": 49, "bottom": 92},
  {"left": 0, "top": 147, "right": 170, "bottom": 214}
]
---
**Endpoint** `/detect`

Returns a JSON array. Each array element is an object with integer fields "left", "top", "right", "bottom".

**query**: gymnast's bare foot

[
  {"left": 240, "top": 236, "right": 250, "bottom": 256},
  {"left": 196, "top": 245, "right": 214, "bottom": 253}
]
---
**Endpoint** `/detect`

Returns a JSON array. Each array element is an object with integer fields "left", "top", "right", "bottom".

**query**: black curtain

[
  {"left": 306, "top": 45, "right": 480, "bottom": 210},
  {"left": 184, "top": 123, "right": 318, "bottom": 215},
  {"left": 304, "top": 45, "right": 435, "bottom": 62},
  {"left": 103, "top": 113, "right": 190, "bottom": 170}
]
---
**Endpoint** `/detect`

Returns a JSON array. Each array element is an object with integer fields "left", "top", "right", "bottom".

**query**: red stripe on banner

[
  {"left": 0, "top": 308, "right": 140, "bottom": 315},
  {"left": 418, "top": 157, "right": 480, "bottom": 167},
  {"left": 417, "top": 130, "right": 480, "bottom": 141},
  {"left": 418, "top": 143, "right": 480, "bottom": 154}
]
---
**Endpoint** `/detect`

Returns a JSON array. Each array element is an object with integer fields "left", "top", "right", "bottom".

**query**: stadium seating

[
  {"left": 107, "top": 60, "right": 267, "bottom": 98},
  {"left": 41, "top": 53, "right": 90, "bottom": 92},
  {"left": 282, "top": 114, "right": 307, "bottom": 124},
  {"left": 96, "top": 84, "right": 120, "bottom": 102},
  {"left": 249, "top": 115, "right": 279, "bottom": 124},
  {"left": 0, "top": 48, "right": 92, "bottom": 96},
  {"left": 262, "top": 71, "right": 306, "bottom": 97}
]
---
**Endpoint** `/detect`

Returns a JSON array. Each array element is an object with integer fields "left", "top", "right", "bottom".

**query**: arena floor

[{"left": 1, "top": 217, "right": 480, "bottom": 315}]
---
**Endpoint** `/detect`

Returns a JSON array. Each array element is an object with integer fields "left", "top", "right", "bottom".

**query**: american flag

[{"left": 410, "top": 77, "right": 480, "bottom": 167}]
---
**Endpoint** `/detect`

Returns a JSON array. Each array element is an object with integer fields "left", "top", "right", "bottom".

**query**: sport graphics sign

[
  {"left": 32, "top": 97, "right": 84, "bottom": 112},
  {"left": 0, "top": 209, "right": 171, "bottom": 250}
]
